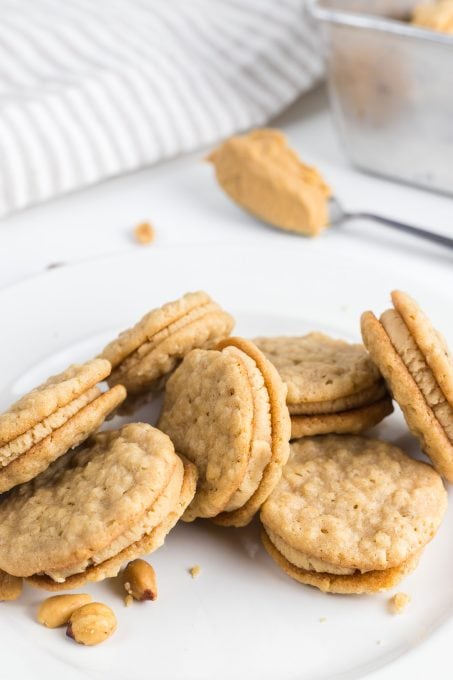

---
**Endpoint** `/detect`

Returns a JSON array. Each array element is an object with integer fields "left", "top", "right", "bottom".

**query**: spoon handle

[{"left": 348, "top": 211, "right": 453, "bottom": 250}]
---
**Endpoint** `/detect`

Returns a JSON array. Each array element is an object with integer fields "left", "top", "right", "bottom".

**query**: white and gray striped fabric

[{"left": 0, "top": 0, "right": 323, "bottom": 218}]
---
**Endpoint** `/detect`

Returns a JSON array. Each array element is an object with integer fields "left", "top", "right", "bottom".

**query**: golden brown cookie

[
  {"left": 261, "top": 530, "right": 420, "bottom": 595},
  {"left": 361, "top": 290, "right": 453, "bottom": 482},
  {"left": 255, "top": 333, "right": 391, "bottom": 437},
  {"left": 158, "top": 337, "right": 290, "bottom": 526},
  {"left": 290, "top": 397, "right": 393, "bottom": 439},
  {"left": 101, "top": 291, "right": 234, "bottom": 409},
  {"left": 27, "top": 455, "right": 197, "bottom": 591},
  {"left": 0, "top": 424, "right": 194, "bottom": 589},
  {"left": 207, "top": 129, "right": 331, "bottom": 236},
  {"left": 260, "top": 436, "right": 446, "bottom": 593},
  {"left": 0, "top": 359, "right": 125, "bottom": 493}
]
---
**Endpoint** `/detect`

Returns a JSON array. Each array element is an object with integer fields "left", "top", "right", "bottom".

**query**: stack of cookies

[
  {"left": 255, "top": 333, "right": 393, "bottom": 439},
  {"left": 362, "top": 290, "right": 453, "bottom": 482},
  {"left": 0, "top": 358, "right": 126, "bottom": 493},
  {"left": 0, "top": 424, "right": 197, "bottom": 590},
  {"left": 261, "top": 435, "right": 446, "bottom": 594},
  {"left": 0, "top": 288, "right": 450, "bottom": 603},
  {"left": 0, "top": 291, "right": 233, "bottom": 591},
  {"left": 158, "top": 337, "right": 290, "bottom": 527},
  {"left": 101, "top": 291, "right": 234, "bottom": 410}
]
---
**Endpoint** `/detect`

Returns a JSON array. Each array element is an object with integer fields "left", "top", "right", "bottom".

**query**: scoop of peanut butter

[
  {"left": 207, "top": 129, "right": 331, "bottom": 237},
  {"left": 412, "top": 0, "right": 453, "bottom": 33}
]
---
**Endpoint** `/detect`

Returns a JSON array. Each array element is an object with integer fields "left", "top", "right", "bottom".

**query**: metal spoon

[{"left": 329, "top": 196, "right": 453, "bottom": 249}]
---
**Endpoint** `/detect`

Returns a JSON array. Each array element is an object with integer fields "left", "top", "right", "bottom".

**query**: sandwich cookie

[
  {"left": 0, "top": 359, "right": 125, "bottom": 493},
  {"left": 101, "top": 291, "right": 234, "bottom": 410},
  {"left": 158, "top": 337, "right": 290, "bottom": 526},
  {"left": 261, "top": 435, "right": 447, "bottom": 594},
  {"left": 361, "top": 290, "right": 453, "bottom": 482},
  {"left": 254, "top": 334, "right": 392, "bottom": 439},
  {"left": 0, "top": 424, "right": 196, "bottom": 590}
]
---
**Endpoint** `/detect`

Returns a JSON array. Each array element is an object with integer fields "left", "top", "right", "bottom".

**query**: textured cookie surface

[
  {"left": 290, "top": 398, "right": 393, "bottom": 439},
  {"left": 0, "top": 387, "right": 100, "bottom": 465},
  {"left": 265, "top": 527, "right": 354, "bottom": 575},
  {"left": 45, "top": 452, "right": 184, "bottom": 582},
  {"left": 262, "top": 530, "right": 420, "bottom": 595},
  {"left": 392, "top": 290, "right": 453, "bottom": 406},
  {"left": 0, "top": 385, "right": 126, "bottom": 494},
  {"left": 362, "top": 310, "right": 453, "bottom": 482},
  {"left": 101, "top": 291, "right": 234, "bottom": 397},
  {"left": 254, "top": 333, "right": 385, "bottom": 413},
  {"left": 27, "top": 456, "right": 198, "bottom": 591},
  {"left": 158, "top": 347, "right": 254, "bottom": 519},
  {"left": 261, "top": 435, "right": 446, "bottom": 572},
  {"left": 0, "top": 358, "right": 111, "bottom": 446},
  {"left": 220, "top": 345, "right": 272, "bottom": 513},
  {"left": 381, "top": 309, "right": 453, "bottom": 440},
  {"left": 0, "top": 424, "right": 178, "bottom": 578},
  {"left": 108, "top": 304, "right": 234, "bottom": 396},
  {"left": 102, "top": 292, "right": 211, "bottom": 366},
  {"left": 213, "top": 337, "right": 290, "bottom": 527}
]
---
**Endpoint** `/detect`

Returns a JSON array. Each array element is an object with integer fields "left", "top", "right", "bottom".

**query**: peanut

[
  {"left": 0, "top": 570, "right": 22, "bottom": 601},
  {"left": 66, "top": 602, "right": 117, "bottom": 646},
  {"left": 122, "top": 559, "right": 157, "bottom": 601},
  {"left": 37, "top": 593, "right": 92, "bottom": 628}
]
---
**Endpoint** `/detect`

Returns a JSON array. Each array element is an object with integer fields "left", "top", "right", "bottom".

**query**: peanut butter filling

[
  {"left": 0, "top": 386, "right": 100, "bottom": 467},
  {"left": 208, "top": 129, "right": 331, "bottom": 237},
  {"left": 44, "top": 458, "right": 184, "bottom": 582},
  {"left": 381, "top": 309, "right": 453, "bottom": 443}
]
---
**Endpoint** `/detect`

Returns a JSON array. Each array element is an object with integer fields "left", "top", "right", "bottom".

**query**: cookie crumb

[
  {"left": 376, "top": 640, "right": 383, "bottom": 646},
  {"left": 189, "top": 564, "right": 201, "bottom": 579},
  {"left": 319, "top": 617, "right": 326, "bottom": 623},
  {"left": 124, "top": 594, "right": 133, "bottom": 607},
  {"left": 133, "top": 221, "right": 155, "bottom": 245},
  {"left": 389, "top": 592, "right": 410, "bottom": 615}
]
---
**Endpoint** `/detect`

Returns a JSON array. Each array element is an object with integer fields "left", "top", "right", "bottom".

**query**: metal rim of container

[{"left": 307, "top": 0, "right": 453, "bottom": 45}]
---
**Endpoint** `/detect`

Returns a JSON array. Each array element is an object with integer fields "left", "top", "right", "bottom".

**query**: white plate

[{"left": 1, "top": 243, "right": 452, "bottom": 680}]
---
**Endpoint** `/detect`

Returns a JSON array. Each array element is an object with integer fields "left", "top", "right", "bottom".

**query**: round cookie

[
  {"left": 0, "top": 359, "right": 126, "bottom": 493},
  {"left": 254, "top": 333, "right": 387, "bottom": 414},
  {"left": 260, "top": 435, "right": 446, "bottom": 593},
  {"left": 255, "top": 333, "right": 391, "bottom": 438},
  {"left": 158, "top": 337, "right": 290, "bottom": 526},
  {"left": 0, "top": 424, "right": 190, "bottom": 587},
  {"left": 361, "top": 291, "right": 453, "bottom": 482},
  {"left": 28, "top": 456, "right": 197, "bottom": 591},
  {"left": 213, "top": 338, "right": 290, "bottom": 527},
  {"left": 101, "top": 291, "right": 234, "bottom": 405}
]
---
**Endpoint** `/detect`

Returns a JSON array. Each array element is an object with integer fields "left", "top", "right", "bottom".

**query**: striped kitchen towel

[{"left": 0, "top": 0, "right": 323, "bottom": 218}]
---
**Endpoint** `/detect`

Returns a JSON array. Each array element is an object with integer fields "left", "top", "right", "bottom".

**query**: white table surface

[{"left": 1, "top": 84, "right": 452, "bottom": 290}]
